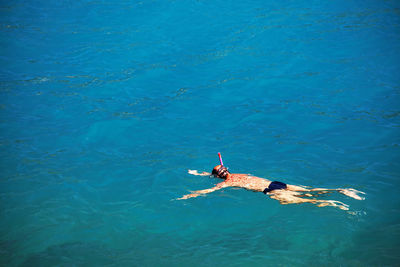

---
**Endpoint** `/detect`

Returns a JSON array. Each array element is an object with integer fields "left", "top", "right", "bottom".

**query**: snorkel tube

[{"left": 218, "top": 152, "right": 224, "bottom": 166}]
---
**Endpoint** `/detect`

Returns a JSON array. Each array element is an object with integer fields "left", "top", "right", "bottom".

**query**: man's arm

[
  {"left": 188, "top": 169, "right": 211, "bottom": 176},
  {"left": 177, "top": 182, "right": 228, "bottom": 200}
]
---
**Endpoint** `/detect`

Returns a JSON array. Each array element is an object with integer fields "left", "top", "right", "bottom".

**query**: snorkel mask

[{"left": 212, "top": 165, "right": 229, "bottom": 178}]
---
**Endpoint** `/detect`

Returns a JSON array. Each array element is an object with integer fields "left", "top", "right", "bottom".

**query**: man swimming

[{"left": 177, "top": 164, "right": 365, "bottom": 211}]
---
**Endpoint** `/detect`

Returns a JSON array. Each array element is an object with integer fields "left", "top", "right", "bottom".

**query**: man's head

[{"left": 211, "top": 165, "right": 230, "bottom": 179}]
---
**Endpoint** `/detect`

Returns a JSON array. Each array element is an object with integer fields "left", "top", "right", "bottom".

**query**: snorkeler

[{"left": 177, "top": 153, "right": 365, "bottom": 211}]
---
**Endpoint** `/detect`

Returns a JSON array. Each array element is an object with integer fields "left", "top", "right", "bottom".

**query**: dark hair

[{"left": 211, "top": 168, "right": 219, "bottom": 176}]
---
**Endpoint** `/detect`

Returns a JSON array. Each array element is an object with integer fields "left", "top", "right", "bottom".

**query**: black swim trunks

[{"left": 263, "top": 181, "right": 287, "bottom": 194}]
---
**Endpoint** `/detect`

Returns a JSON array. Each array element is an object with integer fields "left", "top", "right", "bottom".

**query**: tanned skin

[{"left": 177, "top": 165, "right": 365, "bottom": 211}]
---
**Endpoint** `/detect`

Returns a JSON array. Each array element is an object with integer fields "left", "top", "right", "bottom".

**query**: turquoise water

[{"left": 1, "top": 0, "right": 400, "bottom": 266}]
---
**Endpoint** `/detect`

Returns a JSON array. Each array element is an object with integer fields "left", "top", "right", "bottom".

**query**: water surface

[{"left": 1, "top": 0, "right": 400, "bottom": 266}]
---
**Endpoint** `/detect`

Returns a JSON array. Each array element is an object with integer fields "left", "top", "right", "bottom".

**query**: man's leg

[{"left": 268, "top": 190, "right": 350, "bottom": 210}]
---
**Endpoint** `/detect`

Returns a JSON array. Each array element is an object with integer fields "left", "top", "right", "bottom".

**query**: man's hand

[
  {"left": 177, "top": 193, "right": 200, "bottom": 200},
  {"left": 188, "top": 170, "right": 210, "bottom": 176}
]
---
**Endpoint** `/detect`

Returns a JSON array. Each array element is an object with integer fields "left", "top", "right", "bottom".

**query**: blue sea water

[{"left": 1, "top": 0, "right": 400, "bottom": 266}]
